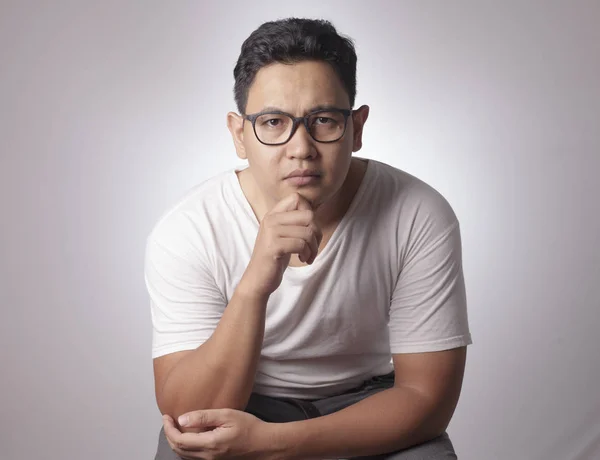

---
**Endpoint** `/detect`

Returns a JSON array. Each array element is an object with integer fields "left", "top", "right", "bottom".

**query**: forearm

[
  {"left": 272, "top": 386, "right": 451, "bottom": 459},
  {"left": 159, "top": 287, "right": 268, "bottom": 417}
]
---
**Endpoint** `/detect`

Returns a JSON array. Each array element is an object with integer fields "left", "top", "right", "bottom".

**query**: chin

[
  {"left": 277, "top": 178, "right": 340, "bottom": 208},
  {"left": 300, "top": 188, "right": 334, "bottom": 209}
]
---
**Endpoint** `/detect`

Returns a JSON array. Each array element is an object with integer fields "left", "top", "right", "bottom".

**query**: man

[{"left": 145, "top": 17, "right": 472, "bottom": 460}]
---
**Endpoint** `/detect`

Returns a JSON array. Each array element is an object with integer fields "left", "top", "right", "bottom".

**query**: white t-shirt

[{"left": 145, "top": 158, "right": 472, "bottom": 399}]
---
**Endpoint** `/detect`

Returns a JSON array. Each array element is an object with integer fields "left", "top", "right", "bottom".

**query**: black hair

[{"left": 233, "top": 18, "right": 357, "bottom": 114}]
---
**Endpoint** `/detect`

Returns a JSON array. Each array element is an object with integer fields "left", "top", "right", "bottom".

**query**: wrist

[
  {"left": 264, "top": 421, "right": 313, "bottom": 460},
  {"left": 262, "top": 422, "right": 295, "bottom": 460},
  {"left": 235, "top": 275, "right": 271, "bottom": 304}
]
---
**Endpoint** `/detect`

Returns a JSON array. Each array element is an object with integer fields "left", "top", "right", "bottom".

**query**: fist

[{"left": 239, "top": 193, "right": 323, "bottom": 298}]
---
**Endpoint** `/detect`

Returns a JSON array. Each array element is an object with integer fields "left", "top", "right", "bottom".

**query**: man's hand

[
  {"left": 162, "top": 409, "right": 278, "bottom": 460},
  {"left": 238, "top": 193, "right": 322, "bottom": 299}
]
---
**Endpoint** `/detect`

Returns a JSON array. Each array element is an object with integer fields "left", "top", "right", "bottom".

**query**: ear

[
  {"left": 351, "top": 105, "right": 370, "bottom": 152},
  {"left": 227, "top": 112, "right": 247, "bottom": 160}
]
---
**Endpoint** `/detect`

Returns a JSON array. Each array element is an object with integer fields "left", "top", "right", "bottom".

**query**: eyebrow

[{"left": 255, "top": 104, "right": 346, "bottom": 115}]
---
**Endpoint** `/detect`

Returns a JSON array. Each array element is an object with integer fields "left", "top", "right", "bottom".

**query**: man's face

[{"left": 229, "top": 60, "right": 368, "bottom": 208}]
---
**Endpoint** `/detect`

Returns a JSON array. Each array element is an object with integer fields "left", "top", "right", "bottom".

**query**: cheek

[
  {"left": 327, "top": 147, "right": 353, "bottom": 173},
  {"left": 247, "top": 149, "right": 283, "bottom": 182},
  {"left": 264, "top": 151, "right": 285, "bottom": 179}
]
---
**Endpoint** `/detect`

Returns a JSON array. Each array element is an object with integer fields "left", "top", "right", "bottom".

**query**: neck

[{"left": 312, "top": 159, "right": 365, "bottom": 230}]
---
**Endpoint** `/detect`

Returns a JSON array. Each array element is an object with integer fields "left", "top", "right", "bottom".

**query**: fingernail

[{"left": 178, "top": 415, "right": 188, "bottom": 426}]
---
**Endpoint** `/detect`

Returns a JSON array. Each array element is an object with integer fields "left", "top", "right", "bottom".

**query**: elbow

[
  {"left": 421, "top": 403, "right": 458, "bottom": 441},
  {"left": 156, "top": 391, "right": 247, "bottom": 421},
  {"left": 156, "top": 393, "right": 211, "bottom": 421}
]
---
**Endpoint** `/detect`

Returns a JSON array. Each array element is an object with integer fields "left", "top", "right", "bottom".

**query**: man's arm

[
  {"left": 270, "top": 347, "right": 467, "bottom": 459},
  {"left": 154, "top": 287, "right": 268, "bottom": 420},
  {"left": 266, "top": 182, "right": 471, "bottom": 458},
  {"left": 152, "top": 193, "right": 321, "bottom": 421}
]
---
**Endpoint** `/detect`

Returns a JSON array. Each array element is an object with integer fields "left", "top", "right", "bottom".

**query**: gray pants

[{"left": 154, "top": 372, "right": 457, "bottom": 459}]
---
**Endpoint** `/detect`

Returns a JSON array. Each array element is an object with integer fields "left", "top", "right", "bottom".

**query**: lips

[
  {"left": 284, "top": 169, "right": 322, "bottom": 186},
  {"left": 286, "top": 176, "right": 320, "bottom": 186},
  {"left": 285, "top": 169, "right": 322, "bottom": 179}
]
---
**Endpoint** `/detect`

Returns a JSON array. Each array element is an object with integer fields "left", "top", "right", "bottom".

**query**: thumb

[
  {"left": 295, "top": 193, "right": 313, "bottom": 211},
  {"left": 178, "top": 409, "right": 230, "bottom": 429}
]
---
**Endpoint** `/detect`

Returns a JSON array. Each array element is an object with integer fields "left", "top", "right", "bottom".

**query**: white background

[{"left": 1, "top": 1, "right": 599, "bottom": 459}]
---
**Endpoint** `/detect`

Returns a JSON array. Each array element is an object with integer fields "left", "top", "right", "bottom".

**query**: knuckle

[
  {"left": 206, "top": 438, "right": 219, "bottom": 450},
  {"left": 197, "top": 412, "right": 210, "bottom": 426},
  {"left": 271, "top": 239, "right": 284, "bottom": 252}
]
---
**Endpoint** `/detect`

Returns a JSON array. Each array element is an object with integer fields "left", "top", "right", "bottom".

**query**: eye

[
  {"left": 257, "top": 115, "right": 287, "bottom": 128},
  {"left": 310, "top": 111, "right": 344, "bottom": 126},
  {"left": 266, "top": 118, "right": 282, "bottom": 127}
]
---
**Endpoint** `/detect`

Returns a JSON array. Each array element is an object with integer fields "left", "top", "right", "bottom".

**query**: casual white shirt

[{"left": 145, "top": 158, "right": 472, "bottom": 399}]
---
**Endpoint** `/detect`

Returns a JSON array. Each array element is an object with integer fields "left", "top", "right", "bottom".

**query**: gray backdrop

[{"left": 1, "top": 1, "right": 599, "bottom": 459}]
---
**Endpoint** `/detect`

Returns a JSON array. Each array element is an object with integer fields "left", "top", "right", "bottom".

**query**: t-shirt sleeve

[
  {"left": 389, "top": 186, "right": 472, "bottom": 354},
  {"left": 145, "top": 214, "right": 226, "bottom": 359}
]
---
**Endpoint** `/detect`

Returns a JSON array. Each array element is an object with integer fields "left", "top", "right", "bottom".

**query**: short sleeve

[
  {"left": 389, "top": 188, "right": 472, "bottom": 354},
  {"left": 145, "top": 215, "right": 226, "bottom": 359}
]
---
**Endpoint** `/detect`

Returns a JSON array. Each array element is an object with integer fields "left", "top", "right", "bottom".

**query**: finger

[
  {"left": 276, "top": 226, "right": 319, "bottom": 264},
  {"left": 178, "top": 408, "right": 231, "bottom": 429},
  {"left": 163, "top": 416, "right": 184, "bottom": 444},
  {"left": 307, "top": 223, "right": 322, "bottom": 264},
  {"left": 169, "top": 437, "right": 194, "bottom": 460},
  {"left": 163, "top": 416, "right": 188, "bottom": 452},
  {"left": 290, "top": 223, "right": 322, "bottom": 265},
  {"left": 270, "top": 209, "right": 315, "bottom": 227},
  {"left": 285, "top": 196, "right": 320, "bottom": 261},
  {"left": 298, "top": 240, "right": 311, "bottom": 264},
  {"left": 312, "top": 224, "right": 324, "bottom": 262},
  {"left": 270, "top": 192, "right": 313, "bottom": 214},
  {"left": 163, "top": 415, "right": 216, "bottom": 453},
  {"left": 295, "top": 194, "right": 313, "bottom": 211},
  {"left": 275, "top": 237, "right": 313, "bottom": 262},
  {"left": 162, "top": 420, "right": 186, "bottom": 457}
]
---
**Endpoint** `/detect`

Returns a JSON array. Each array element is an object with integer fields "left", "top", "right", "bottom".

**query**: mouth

[
  {"left": 285, "top": 175, "right": 321, "bottom": 186},
  {"left": 284, "top": 170, "right": 322, "bottom": 186}
]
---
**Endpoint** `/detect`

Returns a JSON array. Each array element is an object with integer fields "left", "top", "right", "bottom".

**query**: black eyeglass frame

[{"left": 243, "top": 108, "right": 353, "bottom": 146}]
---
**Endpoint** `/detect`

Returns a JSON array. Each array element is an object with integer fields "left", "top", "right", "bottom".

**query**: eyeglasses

[{"left": 244, "top": 108, "right": 352, "bottom": 146}]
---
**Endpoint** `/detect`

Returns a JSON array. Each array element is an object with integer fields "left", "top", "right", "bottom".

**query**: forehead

[{"left": 245, "top": 60, "right": 350, "bottom": 114}]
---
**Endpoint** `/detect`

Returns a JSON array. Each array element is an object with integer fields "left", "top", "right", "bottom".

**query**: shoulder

[
  {"left": 147, "top": 169, "right": 237, "bottom": 259},
  {"left": 369, "top": 160, "right": 458, "bottom": 232}
]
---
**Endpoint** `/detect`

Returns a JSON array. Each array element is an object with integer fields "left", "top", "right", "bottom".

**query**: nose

[{"left": 285, "top": 122, "right": 318, "bottom": 160}]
